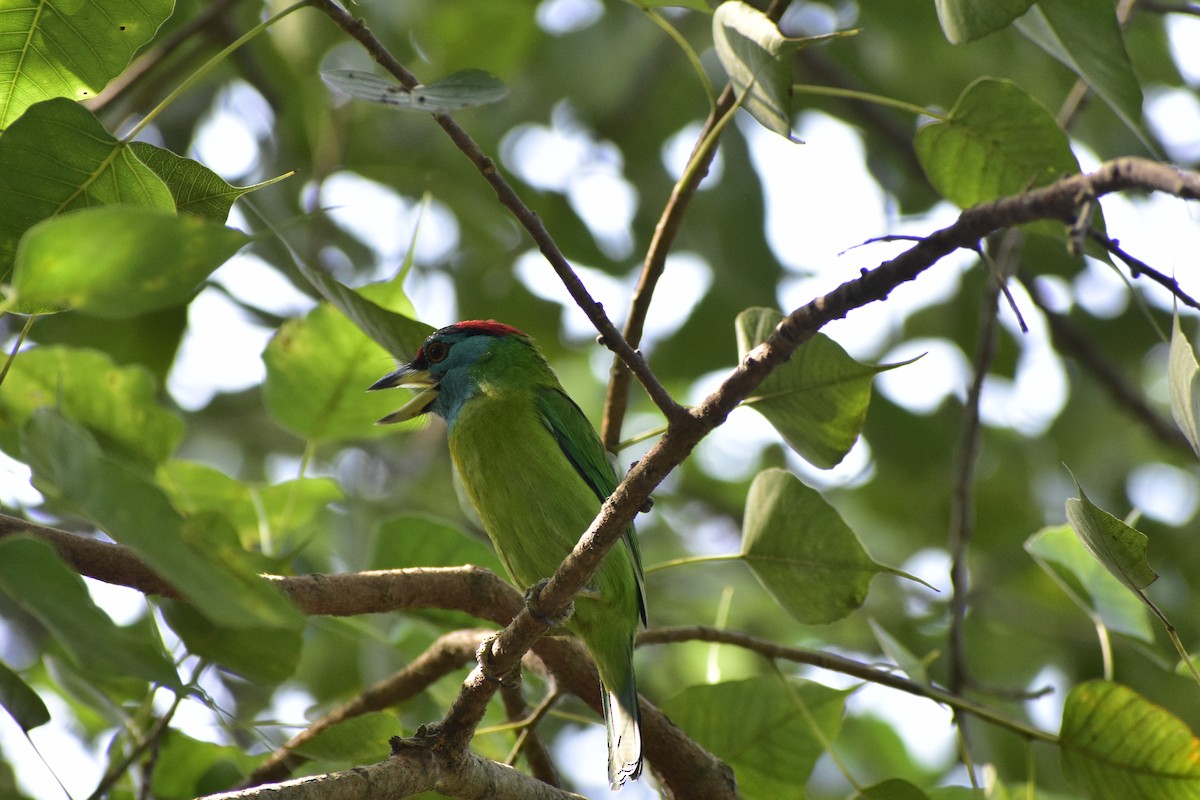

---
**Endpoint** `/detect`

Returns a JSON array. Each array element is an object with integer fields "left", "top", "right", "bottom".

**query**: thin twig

[
  {"left": 1021, "top": 274, "right": 1191, "bottom": 450},
  {"left": 638, "top": 626, "right": 1057, "bottom": 743},
  {"left": 500, "top": 682, "right": 560, "bottom": 786},
  {"left": 1088, "top": 229, "right": 1200, "bottom": 310},
  {"left": 239, "top": 628, "right": 492, "bottom": 788},
  {"left": 600, "top": 0, "right": 794, "bottom": 449},
  {"left": 947, "top": 252, "right": 1003, "bottom": 741}
]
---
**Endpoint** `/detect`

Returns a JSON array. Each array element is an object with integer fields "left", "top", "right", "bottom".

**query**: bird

[{"left": 370, "top": 320, "right": 646, "bottom": 789}]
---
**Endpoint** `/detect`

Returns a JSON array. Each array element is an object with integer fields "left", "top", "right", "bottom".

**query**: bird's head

[{"left": 369, "top": 320, "right": 528, "bottom": 424}]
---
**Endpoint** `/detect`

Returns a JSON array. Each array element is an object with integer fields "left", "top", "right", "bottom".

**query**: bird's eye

[{"left": 425, "top": 341, "right": 450, "bottom": 363}]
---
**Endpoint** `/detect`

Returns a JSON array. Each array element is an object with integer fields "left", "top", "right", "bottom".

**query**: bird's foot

[
  {"left": 524, "top": 579, "right": 574, "bottom": 627},
  {"left": 476, "top": 634, "right": 521, "bottom": 688}
]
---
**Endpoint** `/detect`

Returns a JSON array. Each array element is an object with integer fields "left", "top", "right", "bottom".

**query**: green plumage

[{"left": 371, "top": 321, "right": 645, "bottom": 789}]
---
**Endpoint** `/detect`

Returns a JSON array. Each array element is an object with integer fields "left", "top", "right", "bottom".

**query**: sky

[{"left": 3, "top": 4, "right": 1200, "bottom": 799}]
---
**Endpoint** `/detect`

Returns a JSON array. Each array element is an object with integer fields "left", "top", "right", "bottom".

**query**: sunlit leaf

[
  {"left": 934, "top": 0, "right": 1033, "bottom": 43},
  {"left": 290, "top": 712, "right": 405, "bottom": 762},
  {"left": 1015, "top": 0, "right": 1144, "bottom": 139},
  {"left": 1061, "top": 681, "right": 1200, "bottom": 799},
  {"left": 0, "top": 98, "right": 174, "bottom": 271},
  {"left": 264, "top": 302, "right": 427, "bottom": 441},
  {"left": 915, "top": 78, "right": 1079, "bottom": 209},
  {"left": 0, "top": 658, "right": 50, "bottom": 732},
  {"left": 287, "top": 251, "right": 433, "bottom": 362},
  {"left": 736, "top": 307, "right": 903, "bottom": 469},
  {"left": 742, "top": 468, "right": 896, "bottom": 624},
  {"left": 0, "top": 0, "right": 172, "bottom": 128},
  {"left": 1169, "top": 312, "right": 1200, "bottom": 459},
  {"left": 1064, "top": 476, "right": 1157, "bottom": 595},
  {"left": 158, "top": 460, "right": 341, "bottom": 552},
  {"left": 323, "top": 69, "right": 508, "bottom": 113},
  {"left": 0, "top": 537, "right": 178, "bottom": 686},
  {"left": 0, "top": 345, "right": 183, "bottom": 463},
  {"left": 1025, "top": 525, "right": 1153, "bottom": 643},
  {"left": 12, "top": 207, "right": 249, "bottom": 317},
  {"left": 662, "top": 676, "right": 849, "bottom": 796},
  {"left": 20, "top": 409, "right": 302, "bottom": 631},
  {"left": 713, "top": 1, "right": 856, "bottom": 140},
  {"left": 129, "top": 142, "right": 291, "bottom": 223}
]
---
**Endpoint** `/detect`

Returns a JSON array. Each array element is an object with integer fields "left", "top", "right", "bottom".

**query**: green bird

[{"left": 371, "top": 320, "right": 646, "bottom": 789}]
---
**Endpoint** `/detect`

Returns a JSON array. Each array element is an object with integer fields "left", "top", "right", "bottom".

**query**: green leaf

[
  {"left": 158, "top": 460, "right": 341, "bottom": 552},
  {"left": 150, "top": 729, "right": 260, "bottom": 799},
  {"left": 323, "top": 69, "right": 509, "bottom": 113},
  {"left": 0, "top": 98, "right": 174, "bottom": 270},
  {"left": 263, "top": 302, "right": 425, "bottom": 441},
  {"left": 20, "top": 409, "right": 302, "bottom": 631},
  {"left": 934, "top": 0, "right": 1034, "bottom": 43},
  {"left": 736, "top": 307, "right": 900, "bottom": 468},
  {"left": 1169, "top": 312, "right": 1200, "bottom": 459},
  {"left": 0, "top": 345, "right": 183, "bottom": 463},
  {"left": 370, "top": 514, "right": 505, "bottom": 574},
  {"left": 915, "top": 78, "right": 1080, "bottom": 209},
  {"left": 0, "top": 1, "right": 172, "bottom": 128},
  {"left": 0, "top": 537, "right": 178, "bottom": 687},
  {"left": 287, "top": 248, "right": 433, "bottom": 361},
  {"left": 742, "top": 468, "right": 892, "bottom": 624},
  {"left": 662, "top": 676, "right": 849, "bottom": 796},
  {"left": 12, "top": 206, "right": 249, "bottom": 317},
  {"left": 160, "top": 601, "right": 302, "bottom": 684},
  {"left": 290, "top": 712, "right": 404, "bottom": 762},
  {"left": 1061, "top": 681, "right": 1200, "bottom": 799},
  {"left": 1064, "top": 476, "right": 1157, "bottom": 595},
  {"left": 1015, "top": 0, "right": 1144, "bottom": 139},
  {"left": 1025, "top": 525, "right": 1154, "bottom": 643},
  {"left": 860, "top": 779, "right": 932, "bottom": 800},
  {"left": 713, "top": 1, "right": 856, "bottom": 140},
  {"left": 129, "top": 142, "right": 291, "bottom": 223},
  {"left": 868, "top": 619, "right": 931, "bottom": 685},
  {"left": 0, "top": 658, "right": 50, "bottom": 732}
]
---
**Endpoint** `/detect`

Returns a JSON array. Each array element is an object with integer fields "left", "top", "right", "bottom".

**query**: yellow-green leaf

[
  {"left": 1062, "top": 681, "right": 1200, "bottom": 799},
  {"left": 742, "top": 468, "right": 889, "bottom": 624},
  {"left": 1169, "top": 312, "right": 1200, "bottom": 459}
]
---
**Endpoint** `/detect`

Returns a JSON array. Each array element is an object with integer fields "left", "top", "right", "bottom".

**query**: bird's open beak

[{"left": 369, "top": 364, "right": 438, "bottom": 424}]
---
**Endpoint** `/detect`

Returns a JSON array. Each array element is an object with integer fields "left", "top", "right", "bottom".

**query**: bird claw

[
  {"left": 476, "top": 634, "right": 521, "bottom": 688},
  {"left": 524, "top": 579, "right": 574, "bottom": 627}
]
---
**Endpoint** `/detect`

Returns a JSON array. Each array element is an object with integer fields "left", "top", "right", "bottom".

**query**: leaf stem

[
  {"left": 643, "top": 553, "right": 742, "bottom": 575},
  {"left": 792, "top": 83, "right": 945, "bottom": 120}
]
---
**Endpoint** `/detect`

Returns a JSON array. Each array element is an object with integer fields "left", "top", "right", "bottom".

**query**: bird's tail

[{"left": 602, "top": 674, "right": 643, "bottom": 790}]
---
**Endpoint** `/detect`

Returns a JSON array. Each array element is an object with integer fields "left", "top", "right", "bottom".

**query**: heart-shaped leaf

[
  {"left": 736, "top": 307, "right": 905, "bottom": 469},
  {"left": 742, "top": 468, "right": 895, "bottom": 624}
]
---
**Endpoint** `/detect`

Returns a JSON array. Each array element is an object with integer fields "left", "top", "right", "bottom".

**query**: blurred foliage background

[{"left": 1, "top": 0, "right": 1200, "bottom": 798}]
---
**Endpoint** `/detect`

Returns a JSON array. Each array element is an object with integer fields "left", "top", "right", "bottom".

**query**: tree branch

[
  {"left": 638, "top": 626, "right": 1057, "bottom": 744},
  {"left": 600, "top": 0, "right": 794, "bottom": 449},
  {"left": 307, "top": 0, "right": 683, "bottom": 424},
  {"left": 241, "top": 628, "right": 493, "bottom": 787}
]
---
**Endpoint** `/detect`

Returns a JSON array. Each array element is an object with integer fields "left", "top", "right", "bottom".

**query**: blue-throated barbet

[{"left": 371, "top": 320, "right": 646, "bottom": 789}]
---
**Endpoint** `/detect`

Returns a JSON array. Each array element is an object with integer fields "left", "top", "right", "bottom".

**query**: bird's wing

[{"left": 535, "top": 386, "right": 647, "bottom": 625}]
